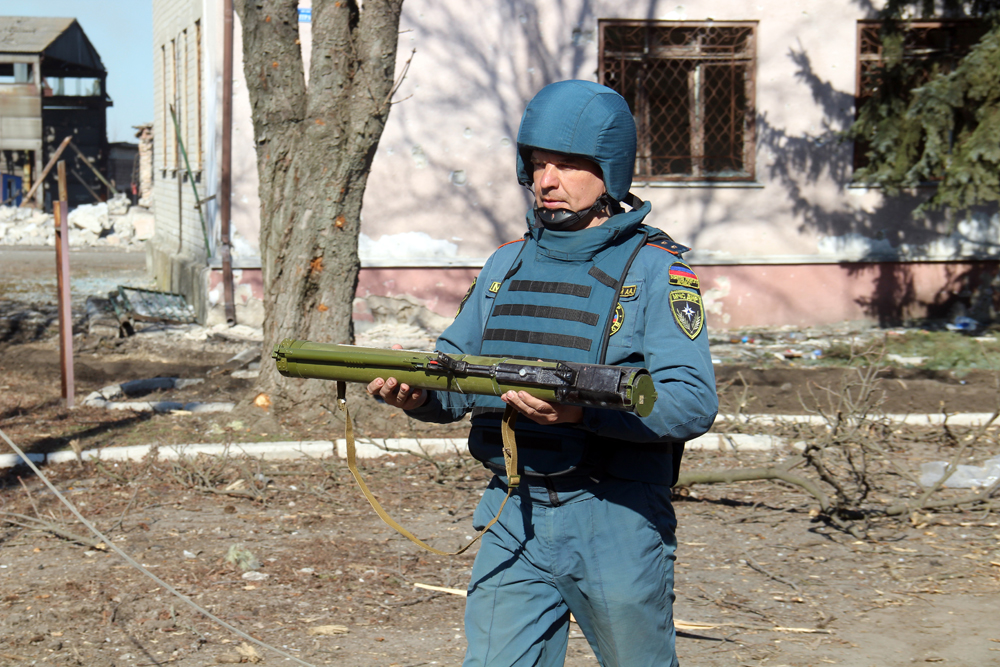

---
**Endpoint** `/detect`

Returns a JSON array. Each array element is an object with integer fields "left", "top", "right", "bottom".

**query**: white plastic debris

[{"left": 919, "top": 456, "right": 1000, "bottom": 488}]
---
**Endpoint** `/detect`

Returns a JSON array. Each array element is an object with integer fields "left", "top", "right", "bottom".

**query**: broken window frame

[
  {"left": 0, "top": 61, "right": 35, "bottom": 85},
  {"left": 598, "top": 19, "right": 758, "bottom": 182}
]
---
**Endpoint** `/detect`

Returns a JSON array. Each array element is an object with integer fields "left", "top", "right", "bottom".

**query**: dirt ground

[{"left": 1, "top": 248, "right": 999, "bottom": 666}]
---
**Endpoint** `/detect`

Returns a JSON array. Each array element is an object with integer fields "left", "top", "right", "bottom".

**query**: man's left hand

[{"left": 502, "top": 390, "right": 583, "bottom": 425}]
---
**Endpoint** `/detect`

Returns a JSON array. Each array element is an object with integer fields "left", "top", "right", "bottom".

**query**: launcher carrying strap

[{"left": 337, "top": 381, "right": 519, "bottom": 556}]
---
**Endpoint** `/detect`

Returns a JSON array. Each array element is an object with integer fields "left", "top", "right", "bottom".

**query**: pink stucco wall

[
  {"left": 207, "top": 261, "right": 998, "bottom": 331},
  {"left": 355, "top": 268, "right": 480, "bottom": 322},
  {"left": 696, "top": 262, "right": 998, "bottom": 329}
]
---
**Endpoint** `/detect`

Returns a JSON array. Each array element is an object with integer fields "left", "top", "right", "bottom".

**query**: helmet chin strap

[{"left": 534, "top": 193, "right": 617, "bottom": 231}]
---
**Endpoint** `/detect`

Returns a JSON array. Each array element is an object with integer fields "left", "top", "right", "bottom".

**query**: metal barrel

[{"left": 272, "top": 339, "right": 656, "bottom": 416}]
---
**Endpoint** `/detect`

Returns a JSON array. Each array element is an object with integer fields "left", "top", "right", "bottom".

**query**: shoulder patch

[
  {"left": 668, "top": 262, "right": 700, "bottom": 290},
  {"left": 669, "top": 291, "right": 705, "bottom": 340},
  {"left": 609, "top": 303, "right": 625, "bottom": 336},
  {"left": 456, "top": 278, "right": 476, "bottom": 316}
]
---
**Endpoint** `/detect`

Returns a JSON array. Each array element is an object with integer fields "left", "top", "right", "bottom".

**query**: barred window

[
  {"left": 855, "top": 20, "right": 987, "bottom": 169},
  {"left": 599, "top": 20, "right": 757, "bottom": 182}
]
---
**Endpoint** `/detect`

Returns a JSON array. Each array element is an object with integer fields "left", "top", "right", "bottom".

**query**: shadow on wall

[
  {"left": 372, "top": 0, "right": 999, "bottom": 326},
  {"left": 756, "top": 42, "right": 999, "bottom": 326},
  {"left": 846, "top": 261, "right": 1000, "bottom": 327},
  {"left": 376, "top": 0, "right": 611, "bottom": 248}
]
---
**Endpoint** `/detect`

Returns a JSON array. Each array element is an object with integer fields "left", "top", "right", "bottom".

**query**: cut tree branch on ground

[
  {"left": 678, "top": 341, "right": 1000, "bottom": 539},
  {"left": 744, "top": 554, "right": 800, "bottom": 591},
  {"left": 0, "top": 512, "right": 106, "bottom": 549},
  {"left": 676, "top": 456, "right": 831, "bottom": 511}
]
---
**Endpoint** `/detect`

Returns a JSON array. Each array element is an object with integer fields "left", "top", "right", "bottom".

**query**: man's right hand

[{"left": 366, "top": 376, "right": 429, "bottom": 411}]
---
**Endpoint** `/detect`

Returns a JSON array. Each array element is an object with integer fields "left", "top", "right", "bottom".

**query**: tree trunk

[{"left": 236, "top": 0, "right": 404, "bottom": 417}]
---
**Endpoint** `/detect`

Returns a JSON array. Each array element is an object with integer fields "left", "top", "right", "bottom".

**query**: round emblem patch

[{"left": 609, "top": 303, "right": 625, "bottom": 336}]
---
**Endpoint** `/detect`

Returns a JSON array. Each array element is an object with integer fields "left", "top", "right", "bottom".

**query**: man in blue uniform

[{"left": 368, "top": 80, "right": 718, "bottom": 667}]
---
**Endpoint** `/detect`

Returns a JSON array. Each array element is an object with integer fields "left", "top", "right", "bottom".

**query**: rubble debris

[
  {"left": 0, "top": 207, "right": 50, "bottom": 243},
  {"left": 84, "top": 295, "right": 123, "bottom": 338},
  {"left": 204, "top": 323, "right": 264, "bottom": 343},
  {"left": 112, "top": 285, "right": 197, "bottom": 325},
  {"left": 0, "top": 300, "right": 58, "bottom": 343},
  {"left": 708, "top": 323, "right": 877, "bottom": 366},
  {"left": 82, "top": 288, "right": 198, "bottom": 340},
  {"left": 82, "top": 376, "right": 234, "bottom": 414},
  {"left": 208, "top": 347, "right": 262, "bottom": 376},
  {"left": 0, "top": 195, "right": 153, "bottom": 249}
]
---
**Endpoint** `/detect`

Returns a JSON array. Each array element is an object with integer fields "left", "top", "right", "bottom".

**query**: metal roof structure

[{"left": 0, "top": 16, "right": 104, "bottom": 74}]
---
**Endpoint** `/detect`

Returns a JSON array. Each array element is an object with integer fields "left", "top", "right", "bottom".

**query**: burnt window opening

[
  {"left": 0, "top": 62, "right": 34, "bottom": 84},
  {"left": 599, "top": 20, "right": 757, "bottom": 182},
  {"left": 854, "top": 20, "right": 989, "bottom": 171},
  {"left": 43, "top": 76, "right": 101, "bottom": 96}
]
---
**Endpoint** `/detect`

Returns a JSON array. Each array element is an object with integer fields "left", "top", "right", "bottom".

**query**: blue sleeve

[{"left": 577, "top": 252, "right": 718, "bottom": 442}]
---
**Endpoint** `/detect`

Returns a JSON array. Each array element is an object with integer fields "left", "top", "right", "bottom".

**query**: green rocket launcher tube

[{"left": 272, "top": 339, "right": 657, "bottom": 417}]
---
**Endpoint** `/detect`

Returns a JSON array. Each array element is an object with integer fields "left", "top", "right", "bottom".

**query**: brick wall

[
  {"left": 150, "top": 0, "right": 210, "bottom": 288},
  {"left": 149, "top": 0, "right": 218, "bottom": 325}
]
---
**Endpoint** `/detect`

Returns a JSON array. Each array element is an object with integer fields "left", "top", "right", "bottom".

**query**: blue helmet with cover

[{"left": 515, "top": 80, "right": 638, "bottom": 204}]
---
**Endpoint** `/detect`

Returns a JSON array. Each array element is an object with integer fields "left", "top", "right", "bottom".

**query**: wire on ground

[{"left": 0, "top": 426, "right": 318, "bottom": 667}]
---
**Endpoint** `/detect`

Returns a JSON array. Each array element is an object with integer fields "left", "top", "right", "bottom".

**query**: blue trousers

[{"left": 463, "top": 474, "right": 679, "bottom": 667}]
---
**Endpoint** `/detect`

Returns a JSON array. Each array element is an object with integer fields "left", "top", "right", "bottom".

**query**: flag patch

[{"left": 668, "top": 263, "right": 700, "bottom": 290}]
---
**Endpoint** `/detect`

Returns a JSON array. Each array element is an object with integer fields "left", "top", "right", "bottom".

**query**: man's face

[{"left": 531, "top": 150, "right": 607, "bottom": 218}]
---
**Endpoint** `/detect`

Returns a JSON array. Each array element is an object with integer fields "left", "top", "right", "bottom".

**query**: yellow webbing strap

[{"left": 338, "top": 381, "right": 519, "bottom": 556}]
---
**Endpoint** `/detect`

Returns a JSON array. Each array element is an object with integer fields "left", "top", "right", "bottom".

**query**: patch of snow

[{"left": 359, "top": 232, "right": 458, "bottom": 261}]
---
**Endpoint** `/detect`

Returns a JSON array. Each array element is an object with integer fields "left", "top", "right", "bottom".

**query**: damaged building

[
  {"left": 0, "top": 16, "right": 113, "bottom": 209},
  {"left": 151, "top": 1, "right": 999, "bottom": 330}
]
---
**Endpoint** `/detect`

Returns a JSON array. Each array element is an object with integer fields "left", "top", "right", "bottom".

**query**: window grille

[
  {"left": 599, "top": 20, "right": 757, "bottom": 182},
  {"left": 854, "top": 20, "right": 988, "bottom": 169}
]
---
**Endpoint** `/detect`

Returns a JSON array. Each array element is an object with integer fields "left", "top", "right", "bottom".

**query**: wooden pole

[
  {"left": 70, "top": 167, "right": 103, "bottom": 204},
  {"left": 68, "top": 139, "right": 116, "bottom": 194},
  {"left": 220, "top": 0, "right": 237, "bottom": 325},
  {"left": 20, "top": 136, "right": 72, "bottom": 207},
  {"left": 54, "top": 161, "right": 75, "bottom": 408}
]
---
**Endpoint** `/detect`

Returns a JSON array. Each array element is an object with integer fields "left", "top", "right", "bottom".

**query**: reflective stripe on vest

[
  {"left": 479, "top": 233, "right": 647, "bottom": 364},
  {"left": 467, "top": 231, "right": 649, "bottom": 476}
]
